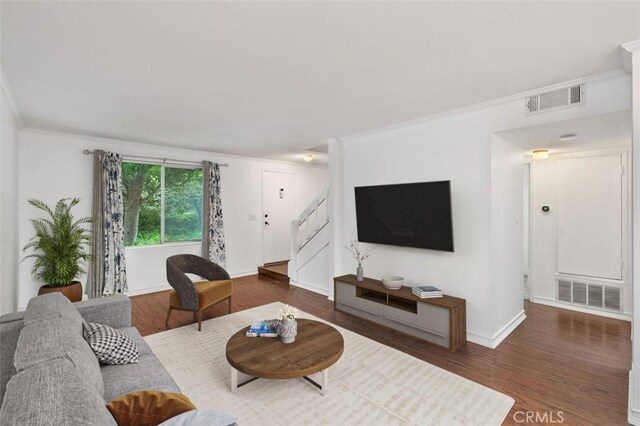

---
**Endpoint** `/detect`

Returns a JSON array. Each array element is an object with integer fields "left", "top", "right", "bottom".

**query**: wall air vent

[
  {"left": 526, "top": 84, "right": 585, "bottom": 115},
  {"left": 556, "top": 277, "right": 621, "bottom": 313}
]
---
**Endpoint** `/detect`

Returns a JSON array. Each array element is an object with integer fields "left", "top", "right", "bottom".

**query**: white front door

[{"left": 262, "top": 171, "right": 298, "bottom": 264}]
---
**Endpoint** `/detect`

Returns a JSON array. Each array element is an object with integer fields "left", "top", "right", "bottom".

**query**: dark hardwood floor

[{"left": 131, "top": 274, "right": 631, "bottom": 426}]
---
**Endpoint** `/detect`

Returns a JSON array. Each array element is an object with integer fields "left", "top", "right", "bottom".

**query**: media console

[{"left": 334, "top": 274, "right": 466, "bottom": 352}]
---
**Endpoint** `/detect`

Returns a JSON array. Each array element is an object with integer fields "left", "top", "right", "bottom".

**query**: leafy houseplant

[{"left": 22, "top": 198, "right": 92, "bottom": 302}]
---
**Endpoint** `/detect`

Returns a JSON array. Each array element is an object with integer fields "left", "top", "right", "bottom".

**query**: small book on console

[
  {"left": 412, "top": 285, "right": 444, "bottom": 298},
  {"left": 246, "top": 319, "right": 279, "bottom": 337}
]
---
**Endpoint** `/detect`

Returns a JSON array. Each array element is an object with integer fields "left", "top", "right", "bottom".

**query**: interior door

[
  {"left": 557, "top": 154, "right": 622, "bottom": 280},
  {"left": 262, "top": 171, "right": 298, "bottom": 264}
]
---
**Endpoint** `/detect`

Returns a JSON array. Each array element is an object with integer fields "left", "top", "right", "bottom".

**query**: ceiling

[
  {"left": 499, "top": 110, "right": 632, "bottom": 154},
  {"left": 2, "top": 2, "right": 639, "bottom": 164}
]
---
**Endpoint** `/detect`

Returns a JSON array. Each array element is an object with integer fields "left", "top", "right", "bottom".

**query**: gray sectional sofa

[{"left": 0, "top": 292, "right": 180, "bottom": 425}]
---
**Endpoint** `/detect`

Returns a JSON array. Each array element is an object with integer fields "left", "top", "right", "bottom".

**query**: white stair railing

[
  {"left": 289, "top": 188, "right": 329, "bottom": 281},
  {"left": 297, "top": 188, "right": 329, "bottom": 250}
]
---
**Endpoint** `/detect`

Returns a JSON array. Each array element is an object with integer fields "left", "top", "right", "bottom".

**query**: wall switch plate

[{"left": 248, "top": 214, "right": 256, "bottom": 221}]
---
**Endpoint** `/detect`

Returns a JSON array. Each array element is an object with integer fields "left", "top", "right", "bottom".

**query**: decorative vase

[
  {"left": 277, "top": 318, "right": 298, "bottom": 344},
  {"left": 37, "top": 281, "right": 83, "bottom": 302},
  {"left": 356, "top": 265, "right": 364, "bottom": 282}
]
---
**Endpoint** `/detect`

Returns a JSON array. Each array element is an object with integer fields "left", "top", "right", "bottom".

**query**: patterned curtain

[
  {"left": 202, "top": 161, "right": 226, "bottom": 267},
  {"left": 86, "top": 150, "right": 128, "bottom": 298}
]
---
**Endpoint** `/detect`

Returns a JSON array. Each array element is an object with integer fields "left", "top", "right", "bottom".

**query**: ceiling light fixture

[
  {"left": 558, "top": 133, "right": 578, "bottom": 141},
  {"left": 532, "top": 149, "right": 549, "bottom": 160},
  {"left": 303, "top": 154, "right": 314, "bottom": 162}
]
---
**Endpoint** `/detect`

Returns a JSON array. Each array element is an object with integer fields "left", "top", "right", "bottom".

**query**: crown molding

[
  {"left": 19, "top": 127, "right": 329, "bottom": 169},
  {"left": 0, "top": 65, "right": 23, "bottom": 129},
  {"left": 341, "top": 69, "right": 628, "bottom": 141}
]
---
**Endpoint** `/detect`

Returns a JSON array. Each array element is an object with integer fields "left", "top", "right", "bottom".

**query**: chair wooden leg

[
  {"left": 198, "top": 310, "right": 202, "bottom": 332},
  {"left": 165, "top": 307, "right": 173, "bottom": 329},
  {"left": 228, "top": 296, "right": 232, "bottom": 314}
]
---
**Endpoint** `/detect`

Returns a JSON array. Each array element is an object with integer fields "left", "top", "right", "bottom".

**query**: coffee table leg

[
  {"left": 230, "top": 366, "right": 238, "bottom": 393},
  {"left": 302, "top": 369, "right": 330, "bottom": 395},
  {"left": 321, "top": 369, "right": 329, "bottom": 395}
]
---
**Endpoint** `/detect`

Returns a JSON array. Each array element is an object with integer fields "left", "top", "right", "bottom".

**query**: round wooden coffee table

[{"left": 225, "top": 319, "right": 344, "bottom": 395}]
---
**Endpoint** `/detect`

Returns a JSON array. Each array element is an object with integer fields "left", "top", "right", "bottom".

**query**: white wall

[
  {"left": 341, "top": 113, "right": 497, "bottom": 342},
  {"left": 490, "top": 135, "right": 525, "bottom": 338},
  {"left": 523, "top": 163, "right": 530, "bottom": 276},
  {"left": 16, "top": 130, "right": 328, "bottom": 309},
  {"left": 625, "top": 39, "right": 640, "bottom": 426},
  {"left": 0, "top": 79, "right": 20, "bottom": 315},
  {"left": 529, "top": 148, "right": 632, "bottom": 318},
  {"left": 338, "top": 71, "right": 632, "bottom": 347}
]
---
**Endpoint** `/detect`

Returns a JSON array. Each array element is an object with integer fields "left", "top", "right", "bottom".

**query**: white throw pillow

[{"left": 82, "top": 322, "right": 139, "bottom": 365}]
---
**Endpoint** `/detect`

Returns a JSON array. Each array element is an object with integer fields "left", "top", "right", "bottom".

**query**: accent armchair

[{"left": 165, "top": 254, "right": 233, "bottom": 331}]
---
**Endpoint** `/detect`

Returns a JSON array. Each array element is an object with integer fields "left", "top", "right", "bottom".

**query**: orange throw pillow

[{"left": 106, "top": 391, "right": 196, "bottom": 426}]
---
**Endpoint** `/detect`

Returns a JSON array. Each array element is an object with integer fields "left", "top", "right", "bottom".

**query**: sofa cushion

[
  {"left": 84, "top": 322, "right": 139, "bottom": 365},
  {"left": 0, "top": 313, "right": 25, "bottom": 404},
  {"left": 107, "top": 391, "right": 196, "bottom": 426},
  {"left": 13, "top": 317, "right": 104, "bottom": 397},
  {"left": 102, "top": 354, "right": 181, "bottom": 402},
  {"left": 0, "top": 358, "right": 116, "bottom": 426},
  {"left": 118, "top": 327, "right": 153, "bottom": 356},
  {"left": 23, "top": 293, "right": 85, "bottom": 335}
]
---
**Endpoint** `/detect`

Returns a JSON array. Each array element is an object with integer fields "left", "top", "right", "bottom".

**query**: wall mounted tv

[{"left": 354, "top": 180, "right": 454, "bottom": 252}]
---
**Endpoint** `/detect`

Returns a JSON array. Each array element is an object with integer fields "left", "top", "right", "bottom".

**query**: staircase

[
  {"left": 257, "top": 262, "right": 290, "bottom": 283},
  {"left": 287, "top": 188, "right": 331, "bottom": 296}
]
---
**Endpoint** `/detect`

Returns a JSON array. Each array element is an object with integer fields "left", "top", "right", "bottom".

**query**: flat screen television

[{"left": 354, "top": 180, "right": 454, "bottom": 252}]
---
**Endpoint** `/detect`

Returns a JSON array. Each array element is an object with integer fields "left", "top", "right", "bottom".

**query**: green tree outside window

[{"left": 122, "top": 162, "right": 203, "bottom": 246}]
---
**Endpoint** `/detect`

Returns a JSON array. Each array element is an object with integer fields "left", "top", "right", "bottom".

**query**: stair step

[{"left": 258, "top": 262, "right": 290, "bottom": 284}]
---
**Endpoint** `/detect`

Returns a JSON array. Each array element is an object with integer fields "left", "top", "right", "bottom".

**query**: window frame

[{"left": 123, "top": 160, "right": 204, "bottom": 247}]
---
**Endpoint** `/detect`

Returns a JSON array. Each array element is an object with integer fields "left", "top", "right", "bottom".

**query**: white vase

[
  {"left": 277, "top": 318, "right": 298, "bottom": 344},
  {"left": 356, "top": 265, "right": 364, "bottom": 281}
]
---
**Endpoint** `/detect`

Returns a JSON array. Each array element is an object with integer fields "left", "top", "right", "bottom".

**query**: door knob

[{"left": 264, "top": 221, "right": 270, "bottom": 227}]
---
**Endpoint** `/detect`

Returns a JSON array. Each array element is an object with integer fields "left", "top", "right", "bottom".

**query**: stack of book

[
  {"left": 412, "top": 285, "right": 443, "bottom": 298},
  {"left": 245, "top": 319, "right": 279, "bottom": 337}
]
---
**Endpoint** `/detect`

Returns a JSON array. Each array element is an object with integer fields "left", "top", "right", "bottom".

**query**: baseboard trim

[
  {"left": 126, "top": 269, "right": 258, "bottom": 297},
  {"left": 466, "top": 333, "right": 493, "bottom": 348},
  {"left": 230, "top": 269, "right": 259, "bottom": 279},
  {"left": 531, "top": 296, "right": 632, "bottom": 322},
  {"left": 491, "top": 310, "right": 526, "bottom": 348},
  {"left": 466, "top": 310, "right": 526, "bottom": 349},
  {"left": 126, "top": 284, "right": 172, "bottom": 297},
  {"left": 630, "top": 369, "right": 640, "bottom": 425},
  {"left": 290, "top": 279, "right": 330, "bottom": 297}
]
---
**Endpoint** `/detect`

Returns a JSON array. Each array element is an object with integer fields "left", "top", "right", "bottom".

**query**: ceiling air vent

[{"left": 526, "top": 84, "right": 585, "bottom": 115}]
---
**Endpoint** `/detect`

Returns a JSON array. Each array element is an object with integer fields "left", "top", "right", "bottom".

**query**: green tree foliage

[
  {"left": 122, "top": 163, "right": 203, "bottom": 246},
  {"left": 165, "top": 167, "right": 203, "bottom": 242},
  {"left": 122, "top": 163, "right": 161, "bottom": 245},
  {"left": 22, "top": 198, "right": 92, "bottom": 287}
]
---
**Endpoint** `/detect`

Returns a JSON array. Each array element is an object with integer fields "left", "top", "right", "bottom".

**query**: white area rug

[{"left": 145, "top": 302, "right": 514, "bottom": 425}]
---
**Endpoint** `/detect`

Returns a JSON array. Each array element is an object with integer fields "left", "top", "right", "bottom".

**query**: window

[{"left": 122, "top": 162, "right": 203, "bottom": 246}]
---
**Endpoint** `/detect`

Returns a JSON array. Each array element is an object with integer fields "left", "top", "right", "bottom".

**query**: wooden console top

[{"left": 334, "top": 274, "right": 465, "bottom": 309}]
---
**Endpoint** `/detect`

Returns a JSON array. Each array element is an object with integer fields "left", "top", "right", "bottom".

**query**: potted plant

[{"left": 22, "top": 198, "right": 92, "bottom": 302}]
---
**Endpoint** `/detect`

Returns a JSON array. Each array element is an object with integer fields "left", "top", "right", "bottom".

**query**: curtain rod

[{"left": 82, "top": 149, "right": 229, "bottom": 168}]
